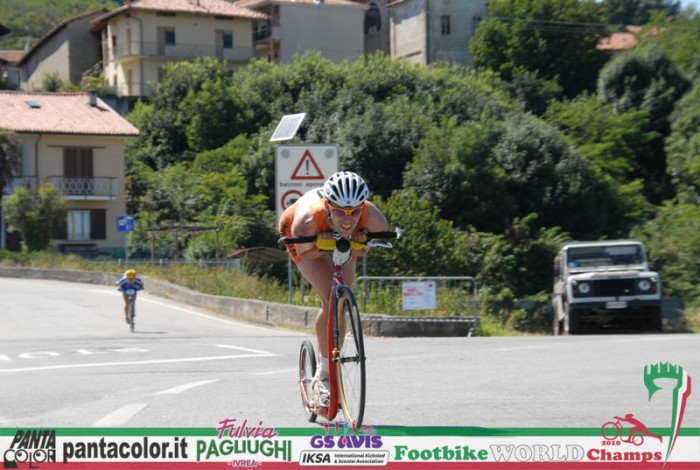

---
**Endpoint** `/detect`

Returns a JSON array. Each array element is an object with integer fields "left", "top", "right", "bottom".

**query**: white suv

[{"left": 552, "top": 239, "right": 662, "bottom": 335}]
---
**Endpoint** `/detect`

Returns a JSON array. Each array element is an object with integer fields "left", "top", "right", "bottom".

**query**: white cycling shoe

[{"left": 311, "top": 377, "right": 330, "bottom": 408}]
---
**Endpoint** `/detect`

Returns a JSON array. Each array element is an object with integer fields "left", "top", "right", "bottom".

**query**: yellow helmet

[{"left": 125, "top": 269, "right": 136, "bottom": 279}]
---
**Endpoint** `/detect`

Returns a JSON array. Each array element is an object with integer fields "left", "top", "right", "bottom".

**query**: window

[
  {"left": 67, "top": 210, "right": 91, "bottom": 241},
  {"left": 222, "top": 32, "right": 233, "bottom": 49},
  {"left": 64, "top": 148, "right": 93, "bottom": 177},
  {"left": 441, "top": 15, "right": 451, "bottom": 35},
  {"left": 165, "top": 28, "right": 176, "bottom": 46},
  {"left": 64, "top": 209, "right": 106, "bottom": 241}
]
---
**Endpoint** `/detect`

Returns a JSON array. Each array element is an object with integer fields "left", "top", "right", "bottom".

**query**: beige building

[
  {"left": 235, "top": 0, "right": 366, "bottom": 63},
  {"left": 0, "top": 91, "right": 139, "bottom": 254},
  {"left": 16, "top": 10, "right": 106, "bottom": 92},
  {"left": 91, "top": 0, "right": 267, "bottom": 102},
  {"left": 388, "top": 0, "right": 488, "bottom": 65}
]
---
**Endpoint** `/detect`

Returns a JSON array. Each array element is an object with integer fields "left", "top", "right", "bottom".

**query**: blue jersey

[{"left": 116, "top": 275, "right": 144, "bottom": 293}]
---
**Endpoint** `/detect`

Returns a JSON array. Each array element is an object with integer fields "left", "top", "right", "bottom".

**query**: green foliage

[
  {"left": 4, "top": 185, "right": 65, "bottom": 251},
  {"left": 604, "top": 0, "right": 680, "bottom": 24},
  {"left": 665, "top": 84, "right": 700, "bottom": 202},
  {"left": 0, "top": 130, "right": 21, "bottom": 199},
  {"left": 42, "top": 72, "right": 64, "bottom": 92},
  {"left": 471, "top": 0, "right": 609, "bottom": 98},
  {"left": 634, "top": 199, "right": 700, "bottom": 305},
  {"left": 0, "top": 0, "right": 119, "bottom": 50}
]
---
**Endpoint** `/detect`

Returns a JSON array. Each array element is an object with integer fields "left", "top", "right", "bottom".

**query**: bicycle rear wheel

[
  {"left": 299, "top": 340, "right": 318, "bottom": 423},
  {"left": 128, "top": 300, "right": 135, "bottom": 333},
  {"left": 335, "top": 287, "right": 365, "bottom": 427}
]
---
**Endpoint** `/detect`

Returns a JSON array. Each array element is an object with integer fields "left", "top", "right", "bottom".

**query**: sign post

[
  {"left": 117, "top": 215, "right": 135, "bottom": 267},
  {"left": 275, "top": 144, "right": 338, "bottom": 303}
]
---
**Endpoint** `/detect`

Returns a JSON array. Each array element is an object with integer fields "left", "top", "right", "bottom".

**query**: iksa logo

[
  {"left": 3, "top": 430, "right": 57, "bottom": 469},
  {"left": 590, "top": 362, "right": 691, "bottom": 464}
]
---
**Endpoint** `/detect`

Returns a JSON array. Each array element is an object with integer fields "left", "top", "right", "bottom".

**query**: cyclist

[
  {"left": 116, "top": 269, "right": 144, "bottom": 324},
  {"left": 279, "top": 171, "right": 388, "bottom": 408}
]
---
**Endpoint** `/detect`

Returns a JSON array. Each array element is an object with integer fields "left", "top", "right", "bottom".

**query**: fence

[{"left": 355, "top": 276, "right": 479, "bottom": 336}]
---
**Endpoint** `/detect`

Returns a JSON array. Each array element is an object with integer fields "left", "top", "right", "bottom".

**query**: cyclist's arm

[
  {"left": 353, "top": 202, "right": 388, "bottom": 257},
  {"left": 292, "top": 210, "right": 327, "bottom": 260}
]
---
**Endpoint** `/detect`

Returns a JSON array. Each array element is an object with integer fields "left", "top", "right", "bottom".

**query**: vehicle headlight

[
  {"left": 578, "top": 282, "right": 591, "bottom": 294},
  {"left": 638, "top": 280, "right": 651, "bottom": 292}
]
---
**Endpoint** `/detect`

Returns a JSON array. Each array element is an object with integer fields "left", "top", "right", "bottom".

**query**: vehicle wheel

[
  {"left": 564, "top": 302, "right": 582, "bottom": 335},
  {"left": 648, "top": 307, "right": 662, "bottom": 331},
  {"left": 552, "top": 299, "right": 561, "bottom": 336},
  {"left": 299, "top": 340, "right": 318, "bottom": 423},
  {"left": 335, "top": 287, "right": 366, "bottom": 428}
]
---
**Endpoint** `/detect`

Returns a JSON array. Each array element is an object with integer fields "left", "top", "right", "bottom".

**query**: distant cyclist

[
  {"left": 116, "top": 269, "right": 144, "bottom": 324},
  {"left": 279, "top": 171, "right": 388, "bottom": 408}
]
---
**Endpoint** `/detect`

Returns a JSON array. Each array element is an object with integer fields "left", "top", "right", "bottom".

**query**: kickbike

[
  {"left": 125, "top": 288, "right": 138, "bottom": 333},
  {"left": 279, "top": 230, "right": 401, "bottom": 428}
]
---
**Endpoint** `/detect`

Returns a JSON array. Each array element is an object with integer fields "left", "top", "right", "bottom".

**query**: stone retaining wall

[{"left": 0, "top": 267, "right": 472, "bottom": 337}]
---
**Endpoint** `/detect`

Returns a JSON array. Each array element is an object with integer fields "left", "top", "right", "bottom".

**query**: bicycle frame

[{"left": 283, "top": 230, "right": 401, "bottom": 424}]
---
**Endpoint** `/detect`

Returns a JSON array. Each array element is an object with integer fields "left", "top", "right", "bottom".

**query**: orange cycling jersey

[{"left": 278, "top": 195, "right": 368, "bottom": 264}]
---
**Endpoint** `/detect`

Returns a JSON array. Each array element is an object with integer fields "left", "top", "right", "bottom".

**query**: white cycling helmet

[{"left": 322, "top": 171, "right": 369, "bottom": 207}]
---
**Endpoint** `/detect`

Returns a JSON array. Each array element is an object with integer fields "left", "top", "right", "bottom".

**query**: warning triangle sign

[{"left": 291, "top": 150, "right": 325, "bottom": 180}]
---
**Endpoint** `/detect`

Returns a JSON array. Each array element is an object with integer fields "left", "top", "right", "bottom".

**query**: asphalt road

[{"left": 1, "top": 277, "right": 698, "bottom": 430}]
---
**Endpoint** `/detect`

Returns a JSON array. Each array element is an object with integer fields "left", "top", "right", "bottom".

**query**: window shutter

[{"left": 91, "top": 209, "right": 106, "bottom": 240}]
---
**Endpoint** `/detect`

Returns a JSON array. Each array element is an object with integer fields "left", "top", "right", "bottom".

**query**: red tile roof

[
  {"left": 0, "top": 92, "right": 140, "bottom": 137},
  {"left": 94, "top": 0, "right": 268, "bottom": 24},
  {"left": 0, "top": 50, "right": 26, "bottom": 64},
  {"left": 597, "top": 25, "right": 642, "bottom": 51},
  {"left": 235, "top": 0, "right": 363, "bottom": 7}
]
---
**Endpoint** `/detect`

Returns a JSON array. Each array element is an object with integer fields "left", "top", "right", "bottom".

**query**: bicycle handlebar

[{"left": 278, "top": 228, "right": 403, "bottom": 246}]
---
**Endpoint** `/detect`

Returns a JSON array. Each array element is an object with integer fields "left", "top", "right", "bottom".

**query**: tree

[
  {"left": 0, "top": 129, "right": 21, "bottom": 203},
  {"left": 4, "top": 184, "right": 65, "bottom": 251},
  {"left": 470, "top": 0, "right": 609, "bottom": 98},
  {"left": 597, "top": 46, "right": 691, "bottom": 202},
  {"left": 665, "top": 84, "right": 700, "bottom": 203},
  {"left": 604, "top": 0, "right": 680, "bottom": 25}
]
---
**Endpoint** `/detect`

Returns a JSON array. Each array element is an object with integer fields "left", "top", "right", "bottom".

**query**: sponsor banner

[{"left": 1, "top": 428, "right": 698, "bottom": 468}]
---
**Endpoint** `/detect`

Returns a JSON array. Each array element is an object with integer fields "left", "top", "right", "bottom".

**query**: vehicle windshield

[{"left": 566, "top": 244, "right": 645, "bottom": 269}]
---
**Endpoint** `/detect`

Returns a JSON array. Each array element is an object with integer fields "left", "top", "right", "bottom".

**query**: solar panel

[{"left": 270, "top": 113, "right": 306, "bottom": 142}]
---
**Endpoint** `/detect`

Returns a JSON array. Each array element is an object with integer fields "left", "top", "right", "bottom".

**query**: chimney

[{"left": 88, "top": 92, "right": 97, "bottom": 107}]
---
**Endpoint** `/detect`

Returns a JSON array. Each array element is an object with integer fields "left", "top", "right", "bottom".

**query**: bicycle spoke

[{"left": 336, "top": 290, "right": 365, "bottom": 427}]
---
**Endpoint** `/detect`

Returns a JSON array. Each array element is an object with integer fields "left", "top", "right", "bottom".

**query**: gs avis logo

[
  {"left": 309, "top": 434, "right": 383, "bottom": 449},
  {"left": 3, "top": 430, "right": 57, "bottom": 468}
]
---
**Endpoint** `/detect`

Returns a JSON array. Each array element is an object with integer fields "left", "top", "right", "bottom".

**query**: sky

[{"left": 681, "top": 0, "right": 700, "bottom": 11}]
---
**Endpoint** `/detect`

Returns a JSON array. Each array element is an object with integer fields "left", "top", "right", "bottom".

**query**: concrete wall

[{"left": 0, "top": 266, "right": 473, "bottom": 337}]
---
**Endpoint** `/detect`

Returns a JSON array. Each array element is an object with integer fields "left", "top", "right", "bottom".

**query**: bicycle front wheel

[{"left": 335, "top": 287, "right": 366, "bottom": 427}]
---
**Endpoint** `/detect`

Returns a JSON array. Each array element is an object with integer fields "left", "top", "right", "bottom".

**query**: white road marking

[
  {"left": 93, "top": 404, "right": 148, "bottom": 427},
  {"left": 0, "top": 352, "right": 278, "bottom": 374},
  {"left": 492, "top": 346, "right": 552, "bottom": 352},
  {"left": 254, "top": 368, "right": 297, "bottom": 376},
  {"left": 216, "top": 344, "right": 277, "bottom": 355},
  {"left": 155, "top": 379, "right": 220, "bottom": 395}
]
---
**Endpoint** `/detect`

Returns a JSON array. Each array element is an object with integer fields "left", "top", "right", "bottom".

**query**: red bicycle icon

[{"left": 601, "top": 417, "right": 645, "bottom": 446}]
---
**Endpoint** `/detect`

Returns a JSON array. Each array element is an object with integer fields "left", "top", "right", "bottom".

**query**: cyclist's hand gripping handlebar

[{"left": 278, "top": 227, "right": 403, "bottom": 249}]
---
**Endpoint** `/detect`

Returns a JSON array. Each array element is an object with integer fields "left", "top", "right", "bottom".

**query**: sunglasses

[{"left": 329, "top": 204, "right": 364, "bottom": 218}]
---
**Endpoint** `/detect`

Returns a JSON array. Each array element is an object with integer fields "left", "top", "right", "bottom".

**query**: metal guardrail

[{"left": 355, "top": 275, "right": 480, "bottom": 336}]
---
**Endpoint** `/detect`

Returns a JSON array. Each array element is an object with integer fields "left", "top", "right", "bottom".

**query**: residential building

[
  {"left": 597, "top": 26, "right": 642, "bottom": 56},
  {"left": 387, "top": 0, "right": 489, "bottom": 65},
  {"left": 91, "top": 0, "right": 267, "bottom": 103},
  {"left": 16, "top": 10, "right": 106, "bottom": 92},
  {"left": 0, "top": 50, "right": 25, "bottom": 89},
  {"left": 357, "top": 0, "right": 391, "bottom": 56},
  {"left": 234, "top": 0, "right": 366, "bottom": 63},
  {"left": 0, "top": 91, "right": 139, "bottom": 254}
]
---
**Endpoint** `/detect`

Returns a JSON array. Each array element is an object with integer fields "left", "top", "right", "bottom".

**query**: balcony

[
  {"left": 46, "top": 177, "right": 118, "bottom": 200},
  {"left": 2, "top": 176, "right": 36, "bottom": 197},
  {"left": 108, "top": 41, "right": 255, "bottom": 63}
]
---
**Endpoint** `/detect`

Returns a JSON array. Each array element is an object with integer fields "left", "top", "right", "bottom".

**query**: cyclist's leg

[
  {"left": 122, "top": 292, "right": 129, "bottom": 322},
  {"left": 296, "top": 256, "right": 336, "bottom": 359}
]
